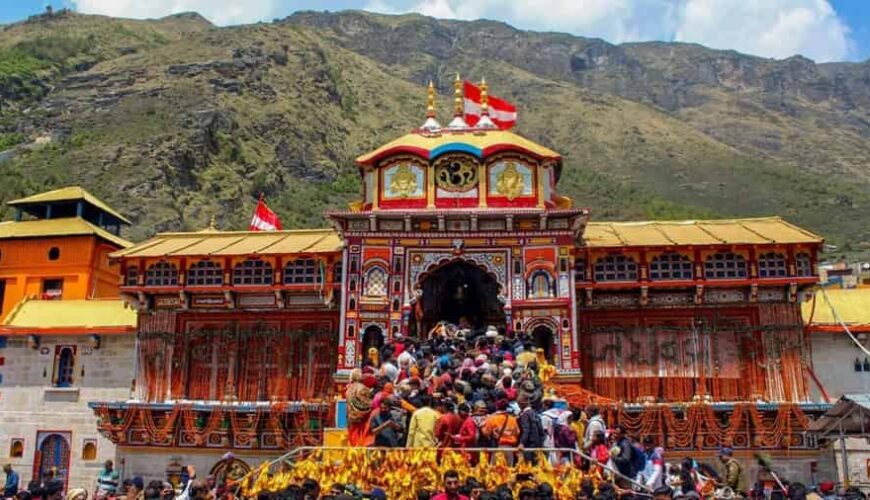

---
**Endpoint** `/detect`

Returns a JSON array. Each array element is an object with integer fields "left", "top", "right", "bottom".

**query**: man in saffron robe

[{"left": 345, "top": 369, "right": 374, "bottom": 446}]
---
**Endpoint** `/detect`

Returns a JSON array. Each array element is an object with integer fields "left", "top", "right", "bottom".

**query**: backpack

[
  {"left": 521, "top": 408, "right": 545, "bottom": 447},
  {"left": 552, "top": 422, "right": 578, "bottom": 449},
  {"left": 631, "top": 444, "right": 647, "bottom": 476}
]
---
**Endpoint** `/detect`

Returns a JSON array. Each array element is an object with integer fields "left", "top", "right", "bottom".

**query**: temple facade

[{"left": 93, "top": 83, "right": 830, "bottom": 481}]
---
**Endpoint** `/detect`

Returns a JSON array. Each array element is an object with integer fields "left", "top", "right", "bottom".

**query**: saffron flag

[
  {"left": 463, "top": 80, "right": 517, "bottom": 129},
  {"left": 249, "top": 197, "right": 282, "bottom": 231}
]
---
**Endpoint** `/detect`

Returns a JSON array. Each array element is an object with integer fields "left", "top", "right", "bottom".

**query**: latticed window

[
  {"left": 363, "top": 266, "right": 387, "bottom": 296},
  {"left": 796, "top": 252, "right": 813, "bottom": 277},
  {"left": 574, "top": 258, "right": 586, "bottom": 281},
  {"left": 125, "top": 266, "right": 138, "bottom": 287},
  {"left": 758, "top": 252, "right": 788, "bottom": 278},
  {"left": 284, "top": 259, "right": 320, "bottom": 284},
  {"left": 145, "top": 262, "right": 178, "bottom": 286},
  {"left": 594, "top": 255, "right": 638, "bottom": 282},
  {"left": 232, "top": 259, "right": 273, "bottom": 285},
  {"left": 187, "top": 260, "right": 223, "bottom": 286},
  {"left": 650, "top": 252, "right": 694, "bottom": 280},
  {"left": 704, "top": 252, "right": 747, "bottom": 279},
  {"left": 529, "top": 271, "right": 554, "bottom": 298}
]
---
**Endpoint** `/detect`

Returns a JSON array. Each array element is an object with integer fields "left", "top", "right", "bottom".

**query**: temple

[{"left": 89, "top": 80, "right": 829, "bottom": 480}]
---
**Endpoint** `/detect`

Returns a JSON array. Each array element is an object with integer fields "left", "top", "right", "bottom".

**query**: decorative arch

[
  {"left": 412, "top": 254, "right": 506, "bottom": 298},
  {"left": 527, "top": 269, "right": 555, "bottom": 299}
]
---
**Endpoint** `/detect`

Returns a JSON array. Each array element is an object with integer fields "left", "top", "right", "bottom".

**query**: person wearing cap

[
  {"left": 818, "top": 481, "right": 836, "bottom": 500},
  {"left": 718, "top": 447, "right": 744, "bottom": 495}
]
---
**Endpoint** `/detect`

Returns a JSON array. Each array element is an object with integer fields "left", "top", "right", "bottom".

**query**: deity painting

[
  {"left": 489, "top": 161, "right": 533, "bottom": 200},
  {"left": 383, "top": 163, "right": 424, "bottom": 199}
]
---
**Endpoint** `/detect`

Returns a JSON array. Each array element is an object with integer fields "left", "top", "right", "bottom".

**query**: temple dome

[{"left": 356, "top": 129, "right": 563, "bottom": 180}]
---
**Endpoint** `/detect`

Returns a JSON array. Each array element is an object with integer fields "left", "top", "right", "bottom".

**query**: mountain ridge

[{"left": 0, "top": 10, "right": 867, "bottom": 255}]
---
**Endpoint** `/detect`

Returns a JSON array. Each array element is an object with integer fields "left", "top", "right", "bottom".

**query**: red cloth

[
  {"left": 434, "top": 412, "right": 463, "bottom": 447},
  {"left": 431, "top": 494, "right": 469, "bottom": 500},
  {"left": 463, "top": 80, "right": 517, "bottom": 130},
  {"left": 454, "top": 416, "right": 477, "bottom": 448}
]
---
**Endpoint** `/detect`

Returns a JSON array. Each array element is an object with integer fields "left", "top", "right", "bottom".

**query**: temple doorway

[
  {"left": 362, "top": 325, "right": 384, "bottom": 364},
  {"left": 532, "top": 325, "right": 555, "bottom": 361},
  {"left": 415, "top": 261, "right": 505, "bottom": 337}
]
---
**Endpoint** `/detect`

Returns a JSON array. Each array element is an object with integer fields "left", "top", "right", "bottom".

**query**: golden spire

[
  {"left": 453, "top": 73, "right": 463, "bottom": 116},
  {"left": 209, "top": 214, "right": 217, "bottom": 229},
  {"left": 426, "top": 80, "right": 436, "bottom": 118},
  {"left": 480, "top": 77, "right": 489, "bottom": 115}
]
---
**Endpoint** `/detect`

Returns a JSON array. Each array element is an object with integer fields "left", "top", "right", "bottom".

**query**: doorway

[
  {"left": 362, "top": 325, "right": 384, "bottom": 366},
  {"left": 36, "top": 432, "right": 71, "bottom": 490},
  {"left": 532, "top": 325, "right": 555, "bottom": 361},
  {"left": 417, "top": 261, "right": 504, "bottom": 336}
]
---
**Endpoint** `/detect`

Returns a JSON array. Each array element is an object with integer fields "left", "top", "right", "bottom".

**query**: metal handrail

[{"left": 239, "top": 445, "right": 652, "bottom": 494}]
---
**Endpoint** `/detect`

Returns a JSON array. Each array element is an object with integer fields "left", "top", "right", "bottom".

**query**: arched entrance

[
  {"left": 361, "top": 325, "right": 384, "bottom": 366},
  {"left": 37, "top": 433, "right": 70, "bottom": 488},
  {"left": 532, "top": 324, "right": 555, "bottom": 361},
  {"left": 416, "top": 261, "right": 505, "bottom": 336}
]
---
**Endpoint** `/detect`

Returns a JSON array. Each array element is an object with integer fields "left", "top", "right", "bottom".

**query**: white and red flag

[
  {"left": 463, "top": 80, "right": 517, "bottom": 130},
  {"left": 249, "top": 196, "right": 282, "bottom": 231}
]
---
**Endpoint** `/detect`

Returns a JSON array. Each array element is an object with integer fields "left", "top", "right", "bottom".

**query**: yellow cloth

[
  {"left": 516, "top": 351, "right": 537, "bottom": 368},
  {"left": 407, "top": 407, "right": 441, "bottom": 448}
]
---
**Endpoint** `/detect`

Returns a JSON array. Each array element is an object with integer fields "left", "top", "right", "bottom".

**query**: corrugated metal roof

[
  {"left": 803, "top": 288, "right": 870, "bottom": 326},
  {"left": 112, "top": 229, "right": 343, "bottom": 259},
  {"left": 1, "top": 299, "right": 136, "bottom": 330},
  {"left": 584, "top": 217, "right": 822, "bottom": 248},
  {"left": 0, "top": 217, "right": 132, "bottom": 248},
  {"left": 8, "top": 186, "right": 132, "bottom": 224}
]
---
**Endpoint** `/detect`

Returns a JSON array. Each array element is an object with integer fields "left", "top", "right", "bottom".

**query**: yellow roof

[
  {"left": 356, "top": 129, "right": 561, "bottom": 165},
  {"left": 583, "top": 217, "right": 822, "bottom": 248},
  {"left": 112, "top": 228, "right": 342, "bottom": 259},
  {"left": 804, "top": 288, "right": 870, "bottom": 326},
  {"left": 0, "top": 217, "right": 132, "bottom": 248},
  {"left": 1, "top": 299, "right": 137, "bottom": 330},
  {"left": 8, "top": 186, "right": 132, "bottom": 225}
]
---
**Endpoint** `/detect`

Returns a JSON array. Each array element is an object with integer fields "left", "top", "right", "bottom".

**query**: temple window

[
  {"left": 593, "top": 255, "right": 638, "bottom": 282},
  {"left": 334, "top": 261, "right": 343, "bottom": 279},
  {"left": 284, "top": 259, "right": 320, "bottom": 284},
  {"left": 53, "top": 346, "right": 75, "bottom": 387},
  {"left": 528, "top": 270, "right": 554, "bottom": 298},
  {"left": 81, "top": 439, "right": 97, "bottom": 460},
  {"left": 363, "top": 266, "right": 387, "bottom": 297},
  {"left": 758, "top": 252, "right": 788, "bottom": 278},
  {"left": 125, "top": 266, "right": 138, "bottom": 286},
  {"left": 796, "top": 252, "right": 813, "bottom": 277},
  {"left": 704, "top": 252, "right": 747, "bottom": 279},
  {"left": 574, "top": 258, "right": 586, "bottom": 281},
  {"left": 187, "top": 260, "right": 223, "bottom": 286},
  {"left": 145, "top": 261, "right": 178, "bottom": 286},
  {"left": 9, "top": 439, "right": 24, "bottom": 458},
  {"left": 650, "top": 252, "right": 693, "bottom": 281},
  {"left": 48, "top": 246, "right": 61, "bottom": 261},
  {"left": 232, "top": 259, "right": 274, "bottom": 285}
]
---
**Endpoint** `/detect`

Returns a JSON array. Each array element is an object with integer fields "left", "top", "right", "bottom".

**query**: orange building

[
  {"left": 0, "top": 186, "right": 136, "bottom": 493},
  {"left": 0, "top": 187, "right": 131, "bottom": 320}
]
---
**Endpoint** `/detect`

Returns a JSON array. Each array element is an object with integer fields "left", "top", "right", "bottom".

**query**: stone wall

[
  {"left": 0, "top": 333, "right": 135, "bottom": 491},
  {"left": 809, "top": 333, "right": 870, "bottom": 402},
  {"left": 117, "top": 448, "right": 276, "bottom": 488}
]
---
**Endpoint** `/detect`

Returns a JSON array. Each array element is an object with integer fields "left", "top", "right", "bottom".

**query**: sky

[{"left": 1, "top": 0, "right": 869, "bottom": 63}]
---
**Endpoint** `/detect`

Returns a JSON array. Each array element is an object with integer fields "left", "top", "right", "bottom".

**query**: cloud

[
  {"left": 675, "top": 0, "right": 851, "bottom": 62},
  {"left": 363, "top": 0, "right": 854, "bottom": 61},
  {"left": 71, "top": 0, "right": 278, "bottom": 26}
]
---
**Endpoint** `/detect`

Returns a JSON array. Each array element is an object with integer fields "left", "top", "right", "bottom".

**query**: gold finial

[
  {"left": 453, "top": 73, "right": 463, "bottom": 116},
  {"left": 426, "top": 80, "right": 436, "bottom": 118},
  {"left": 209, "top": 214, "right": 217, "bottom": 230},
  {"left": 480, "top": 77, "right": 489, "bottom": 114}
]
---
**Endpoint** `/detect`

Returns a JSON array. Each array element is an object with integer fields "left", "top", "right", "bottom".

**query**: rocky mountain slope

[{"left": 0, "top": 9, "right": 868, "bottom": 254}]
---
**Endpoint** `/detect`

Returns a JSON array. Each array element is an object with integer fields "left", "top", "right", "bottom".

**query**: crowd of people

[{"left": 1, "top": 320, "right": 862, "bottom": 499}]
